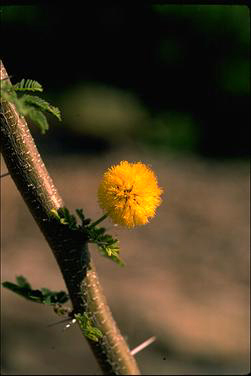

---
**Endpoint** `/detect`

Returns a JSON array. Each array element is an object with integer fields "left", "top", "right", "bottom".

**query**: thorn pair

[{"left": 48, "top": 317, "right": 156, "bottom": 355}]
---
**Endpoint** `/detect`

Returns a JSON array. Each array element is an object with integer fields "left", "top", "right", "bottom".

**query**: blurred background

[{"left": 1, "top": 3, "right": 250, "bottom": 375}]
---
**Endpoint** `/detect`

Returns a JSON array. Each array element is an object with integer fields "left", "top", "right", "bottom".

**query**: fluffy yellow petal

[{"left": 98, "top": 161, "right": 163, "bottom": 228}]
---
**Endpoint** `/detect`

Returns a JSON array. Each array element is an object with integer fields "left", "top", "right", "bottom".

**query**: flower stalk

[
  {"left": 0, "top": 60, "right": 140, "bottom": 375},
  {"left": 88, "top": 213, "right": 108, "bottom": 228}
]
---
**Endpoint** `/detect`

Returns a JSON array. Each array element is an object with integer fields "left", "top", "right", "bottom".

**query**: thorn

[
  {"left": 0, "top": 172, "right": 10, "bottom": 178},
  {"left": 47, "top": 318, "right": 71, "bottom": 328},
  {"left": 130, "top": 336, "right": 156, "bottom": 356}
]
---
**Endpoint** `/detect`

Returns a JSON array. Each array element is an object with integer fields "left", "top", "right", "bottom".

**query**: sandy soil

[{"left": 1, "top": 148, "right": 250, "bottom": 375}]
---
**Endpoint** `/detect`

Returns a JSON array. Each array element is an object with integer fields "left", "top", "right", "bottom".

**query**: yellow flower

[{"left": 98, "top": 161, "right": 163, "bottom": 228}]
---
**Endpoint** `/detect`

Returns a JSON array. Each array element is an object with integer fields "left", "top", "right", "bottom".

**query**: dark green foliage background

[{"left": 1, "top": 4, "right": 250, "bottom": 158}]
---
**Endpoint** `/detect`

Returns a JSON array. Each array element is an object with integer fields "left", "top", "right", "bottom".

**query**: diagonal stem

[
  {"left": 0, "top": 60, "right": 140, "bottom": 375},
  {"left": 88, "top": 213, "right": 108, "bottom": 228}
]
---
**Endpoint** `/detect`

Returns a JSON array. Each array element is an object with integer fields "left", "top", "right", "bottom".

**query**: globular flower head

[{"left": 98, "top": 161, "right": 163, "bottom": 228}]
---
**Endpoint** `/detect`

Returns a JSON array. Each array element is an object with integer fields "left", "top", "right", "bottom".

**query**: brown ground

[{"left": 1, "top": 148, "right": 250, "bottom": 375}]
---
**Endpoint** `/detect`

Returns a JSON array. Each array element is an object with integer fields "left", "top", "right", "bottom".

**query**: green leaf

[
  {"left": 16, "top": 275, "right": 31, "bottom": 289},
  {"left": 0, "top": 81, "right": 19, "bottom": 104},
  {"left": 95, "top": 227, "right": 106, "bottom": 236},
  {"left": 2, "top": 281, "right": 44, "bottom": 302},
  {"left": 50, "top": 207, "right": 125, "bottom": 266},
  {"left": 98, "top": 244, "right": 125, "bottom": 267},
  {"left": 41, "top": 288, "right": 69, "bottom": 304},
  {"left": 2, "top": 277, "right": 69, "bottom": 305},
  {"left": 91, "top": 326, "right": 103, "bottom": 338},
  {"left": 13, "top": 79, "right": 43, "bottom": 92},
  {"left": 58, "top": 207, "right": 77, "bottom": 229},
  {"left": 27, "top": 107, "right": 49, "bottom": 134},
  {"left": 19, "top": 94, "right": 61, "bottom": 121},
  {"left": 1, "top": 78, "right": 61, "bottom": 134},
  {"left": 50, "top": 208, "right": 62, "bottom": 221},
  {"left": 75, "top": 313, "right": 103, "bottom": 342},
  {"left": 76, "top": 209, "right": 91, "bottom": 226}
]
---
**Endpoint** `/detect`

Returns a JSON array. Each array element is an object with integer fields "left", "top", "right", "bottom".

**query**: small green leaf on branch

[
  {"left": 75, "top": 313, "right": 103, "bottom": 342},
  {"left": 50, "top": 208, "right": 125, "bottom": 266},
  {"left": 2, "top": 276, "right": 69, "bottom": 305},
  {"left": 19, "top": 95, "right": 61, "bottom": 121},
  {"left": 0, "top": 78, "right": 61, "bottom": 134},
  {"left": 13, "top": 79, "right": 43, "bottom": 92},
  {"left": 16, "top": 275, "right": 31, "bottom": 289}
]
